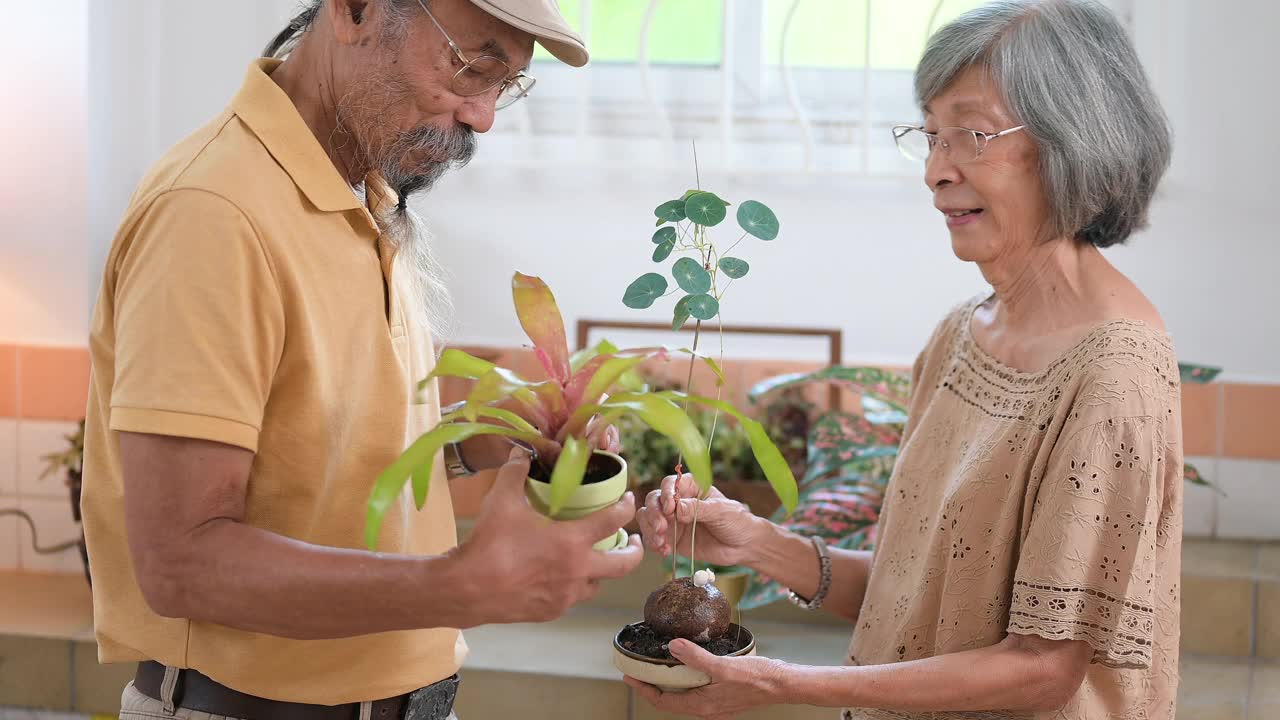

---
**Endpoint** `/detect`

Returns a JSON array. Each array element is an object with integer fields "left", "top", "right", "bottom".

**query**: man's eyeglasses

[{"left": 415, "top": 0, "right": 536, "bottom": 110}]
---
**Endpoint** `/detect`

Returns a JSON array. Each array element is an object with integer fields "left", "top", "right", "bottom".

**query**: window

[{"left": 498, "top": 0, "right": 1129, "bottom": 176}]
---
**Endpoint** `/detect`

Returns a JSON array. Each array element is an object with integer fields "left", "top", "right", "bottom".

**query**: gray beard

[
  {"left": 377, "top": 124, "right": 478, "bottom": 209},
  {"left": 334, "top": 84, "right": 475, "bottom": 351}
]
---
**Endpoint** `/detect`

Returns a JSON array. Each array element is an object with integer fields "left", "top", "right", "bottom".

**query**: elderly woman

[{"left": 631, "top": 1, "right": 1181, "bottom": 718}]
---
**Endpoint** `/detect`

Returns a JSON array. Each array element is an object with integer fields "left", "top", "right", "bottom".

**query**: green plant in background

[
  {"left": 38, "top": 419, "right": 85, "bottom": 480},
  {"left": 738, "top": 367, "right": 908, "bottom": 608},
  {"left": 616, "top": 374, "right": 811, "bottom": 490},
  {"left": 734, "top": 361, "right": 1224, "bottom": 608},
  {"left": 1180, "top": 362, "right": 1224, "bottom": 494},
  {"left": 364, "top": 272, "right": 798, "bottom": 550}
]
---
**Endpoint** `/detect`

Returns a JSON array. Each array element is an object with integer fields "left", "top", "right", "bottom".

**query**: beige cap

[{"left": 468, "top": 0, "right": 589, "bottom": 67}]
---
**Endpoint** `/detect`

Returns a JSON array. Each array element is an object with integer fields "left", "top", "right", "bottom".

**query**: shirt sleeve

[
  {"left": 1008, "top": 408, "right": 1165, "bottom": 669},
  {"left": 109, "top": 189, "right": 285, "bottom": 452}
]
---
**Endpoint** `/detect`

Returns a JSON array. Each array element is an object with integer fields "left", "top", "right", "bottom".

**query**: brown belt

[{"left": 134, "top": 660, "right": 459, "bottom": 720}]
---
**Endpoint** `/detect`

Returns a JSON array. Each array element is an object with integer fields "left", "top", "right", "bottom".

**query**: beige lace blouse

[{"left": 845, "top": 298, "right": 1182, "bottom": 720}]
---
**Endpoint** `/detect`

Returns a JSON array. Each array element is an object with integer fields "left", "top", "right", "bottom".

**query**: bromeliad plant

[{"left": 363, "top": 272, "right": 798, "bottom": 550}]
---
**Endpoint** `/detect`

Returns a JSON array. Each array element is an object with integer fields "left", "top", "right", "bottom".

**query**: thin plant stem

[
  {"left": 693, "top": 139, "right": 701, "bottom": 189},
  {"left": 689, "top": 493, "right": 701, "bottom": 578},
  {"left": 672, "top": 313, "right": 703, "bottom": 576},
  {"left": 723, "top": 230, "right": 750, "bottom": 257}
]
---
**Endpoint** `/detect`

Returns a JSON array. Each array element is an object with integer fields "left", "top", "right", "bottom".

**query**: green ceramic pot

[{"left": 526, "top": 450, "right": 629, "bottom": 551}]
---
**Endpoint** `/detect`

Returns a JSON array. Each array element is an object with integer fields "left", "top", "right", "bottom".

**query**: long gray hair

[
  {"left": 916, "top": 0, "right": 1172, "bottom": 247},
  {"left": 264, "top": 1, "right": 459, "bottom": 346}
]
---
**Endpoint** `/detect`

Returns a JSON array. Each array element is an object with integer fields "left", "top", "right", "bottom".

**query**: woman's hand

[
  {"left": 593, "top": 423, "right": 622, "bottom": 454},
  {"left": 624, "top": 640, "right": 791, "bottom": 719},
  {"left": 635, "top": 473, "right": 767, "bottom": 569}
]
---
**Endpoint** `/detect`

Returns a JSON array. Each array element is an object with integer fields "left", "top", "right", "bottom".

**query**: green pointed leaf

[
  {"left": 366, "top": 422, "right": 541, "bottom": 549},
  {"left": 652, "top": 239, "right": 676, "bottom": 262},
  {"left": 718, "top": 257, "right": 749, "bottom": 279},
  {"left": 652, "top": 226, "right": 677, "bottom": 245},
  {"left": 548, "top": 437, "right": 591, "bottom": 517},
  {"left": 600, "top": 393, "right": 713, "bottom": 494},
  {"left": 686, "top": 294, "right": 719, "bottom": 320},
  {"left": 657, "top": 392, "right": 799, "bottom": 514},
  {"left": 623, "top": 273, "right": 668, "bottom": 309},
  {"left": 737, "top": 200, "right": 780, "bottom": 240},
  {"left": 684, "top": 192, "right": 728, "bottom": 226},
  {"left": 672, "top": 296, "right": 692, "bottom": 331},
  {"left": 570, "top": 339, "right": 620, "bottom": 374},
  {"left": 424, "top": 349, "right": 496, "bottom": 386},
  {"left": 559, "top": 346, "right": 719, "bottom": 438},
  {"left": 580, "top": 342, "right": 648, "bottom": 393},
  {"left": 583, "top": 355, "right": 651, "bottom": 405},
  {"left": 464, "top": 368, "right": 544, "bottom": 414},
  {"left": 613, "top": 344, "right": 723, "bottom": 385},
  {"left": 677, "top": 349, "right": 725, "bottom": 385},
  {"left": 672, "top": 257, "right": 711, "bottom": 294},
  {"left": 440, "top": 405, "right": 540, "bottom": 435},
  {"left": 655, "top": 200, "right": 687, "bottom": 223},
  {"left": 411, "top": 462, "right": 433, "bottom": 513}
]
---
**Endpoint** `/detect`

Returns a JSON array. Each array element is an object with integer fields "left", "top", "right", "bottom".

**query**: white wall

[
  {"left": 0, "top": 1, "right": 89, "bottom": 346},
  {"left": 88, "top": 0, "right": 299, "bottom": 313},
  {"left": 73, "top": 0, "right": 1280, "bottom": 379},
  {"left": 422, "top": 0, "right": 1280, "bottom": 379}
]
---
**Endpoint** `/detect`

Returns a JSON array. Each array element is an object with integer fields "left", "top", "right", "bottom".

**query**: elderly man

[{"left": 81, "top": 2, "right": 642, "bottom": 719}]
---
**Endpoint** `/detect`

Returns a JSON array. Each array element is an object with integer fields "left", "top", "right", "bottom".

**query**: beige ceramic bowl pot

[{"left": 612, "top": 622, "right": 756, "bottom": 692}]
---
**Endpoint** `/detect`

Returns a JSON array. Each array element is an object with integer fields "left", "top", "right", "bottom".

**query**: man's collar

[{"left": 231, "top": 58, "right": 368, "bottom": 214}]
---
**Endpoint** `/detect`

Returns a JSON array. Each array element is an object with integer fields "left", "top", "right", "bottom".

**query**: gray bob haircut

[{"left": 916, "top": 0, "right": 1171, "bottom": 247}]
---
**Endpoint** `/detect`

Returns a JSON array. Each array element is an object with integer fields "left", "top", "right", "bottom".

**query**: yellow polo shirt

[{"left": 82, "top": 59, "right": 465, "bottom": 705}]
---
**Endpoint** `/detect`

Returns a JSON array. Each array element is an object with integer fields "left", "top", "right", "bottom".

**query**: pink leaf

[
  {"left": 534, "top": 348, "right": 560, "bottom": 384},
  {"left": 512, "top": 273, "right": 571, "bottom": 385},
  {"left": 564, "top": 355, "right": 610, "bottom": 408}
]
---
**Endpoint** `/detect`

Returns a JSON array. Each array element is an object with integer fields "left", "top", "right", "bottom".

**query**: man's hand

[{"left": 119, "top": 434, "right": 642, "bottom": 639}]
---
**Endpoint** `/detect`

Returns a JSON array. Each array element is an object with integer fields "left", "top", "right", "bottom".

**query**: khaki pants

[{"left": 119, "top": 670, "right": 458, "bottom": 720}]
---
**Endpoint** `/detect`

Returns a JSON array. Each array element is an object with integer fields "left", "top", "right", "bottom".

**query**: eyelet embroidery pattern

[{"left": 844, "top": 299, "right": 1183, "bottom": 720}]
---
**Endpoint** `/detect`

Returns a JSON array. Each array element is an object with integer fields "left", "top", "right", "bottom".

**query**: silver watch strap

[{"left": 443, "top": 441, "right": 475, "bottom": 477}]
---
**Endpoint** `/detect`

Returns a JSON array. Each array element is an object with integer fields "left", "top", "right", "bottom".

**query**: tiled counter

[{"left": 2, "top": 538, "right": 1278, "bottom": 719}]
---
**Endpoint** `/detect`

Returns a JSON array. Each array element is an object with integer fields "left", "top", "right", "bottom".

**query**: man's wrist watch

[
  {"left": 443, "top": 441, "right": 475, "bottom": 478},
  {"left": 440, "top": 401, "right": 475, "bottom": 478}
]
